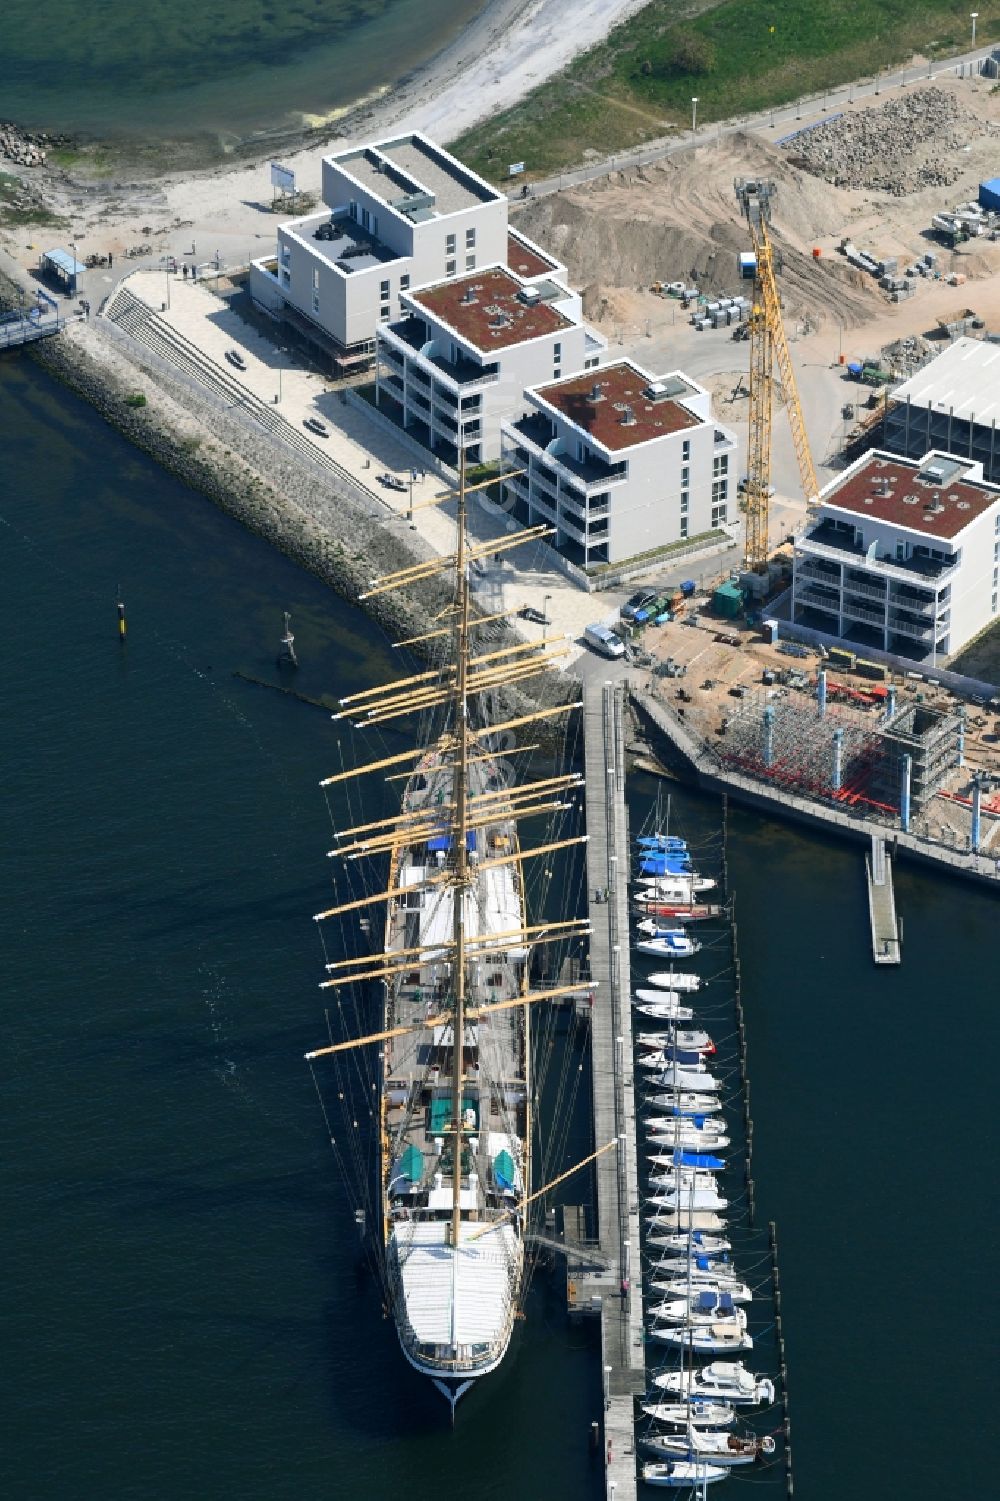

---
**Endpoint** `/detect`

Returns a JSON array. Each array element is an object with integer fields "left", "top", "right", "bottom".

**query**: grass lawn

[{"left": 452, "top": 0, "right": 1000, "bottom": 182}]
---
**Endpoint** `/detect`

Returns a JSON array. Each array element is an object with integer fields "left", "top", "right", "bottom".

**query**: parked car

[
  {"left": 303, "top": 417, "right": 329, "bottom": 437},
  {"left": 584, "top": 623, "right": 626, "bottom": 659},
  {"left": 225, "top": 349, "right": 247, "bottom": 371},
  {"left": 377, "top": 472, "right": 407, "bottom": 491},
  {"left": 620, "top": 589, "right": 658, "bottom": 623}
]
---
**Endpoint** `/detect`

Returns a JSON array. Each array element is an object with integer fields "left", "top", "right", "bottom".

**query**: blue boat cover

[
  {"left": 675, "top": 1151, "right": 724, "bottom": 1169},
  {"left": 696, "top": 1256, "right": 711, "bottom": 1271},
  {"left": 692, "top": 1232, "right": 704, "bottom": 1245},
  {"left": 718, "top": 1292, "right": 734, "bottom": 1313},
  {"left": 696, "top": 1291, "right": 716, "bottom": 1311},
  {"left": 637, "top": 835, "right": 687, "bottom": 849},
  {"left": 660, "top": 1047, "right": 700, "bottom": 1064},
  {"left": 639, "top": 855, "right": 693, "bottom": 874}
]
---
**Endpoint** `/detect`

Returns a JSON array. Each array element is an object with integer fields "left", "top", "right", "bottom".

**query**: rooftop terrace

[
  {"left": 821, "top": 453, "right": 999, "bottom": 539},
  {"left": 285, "top": 210, "right": 401, "bottom": 273},
  {"left": 532, "top": 363, "right": 700, "bottom": 452},
  {"left": 410, "top": 267, "right": 571, "bottom": 353},
  {"left": 333, "top": 133, "right": 499, "bottom": 218}
]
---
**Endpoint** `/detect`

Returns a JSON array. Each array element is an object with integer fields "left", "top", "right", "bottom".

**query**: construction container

[
  {"left": 738, "top": 252, "right": 757, "bottom": 278},
  {"left": 761, "top": 619, "right": 779, "bottom": 645},
  {"left": 975, "top": 177, "right": 1000, "bottom": 211},
  {"left": 712, "top": 581, "right": 744, "bottom": 619}
]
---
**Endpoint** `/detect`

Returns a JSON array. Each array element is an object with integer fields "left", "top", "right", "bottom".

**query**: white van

[{"left": 584, "top": 623, "right": 626, "bottom": 659}]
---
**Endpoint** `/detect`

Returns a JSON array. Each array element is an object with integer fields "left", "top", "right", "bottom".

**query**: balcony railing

[
  {"left": 889, "top": 616, "right": 934, "bottom": 642},
  {"left": 799, "top": 533, "right": 958, "bottom": 586},
  {"left": 840, "top": 598, "right": 887, "bottom": 627},
  {"left": 842, "top": 578, "right": 888, "bottom": 603}
]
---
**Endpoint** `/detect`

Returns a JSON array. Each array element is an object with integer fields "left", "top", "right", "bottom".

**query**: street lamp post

[
  {"left": 691, "top": 97, "right": 698, "bottom": 135},
  {"left": 542, "top": 592, "right": 552, "bottom": 642},
  {"left": 971, "top": 11, "right": 979, "bottom": 47},
  {"left": 408, "top": 467, "right": 417, "bottom": 524}
]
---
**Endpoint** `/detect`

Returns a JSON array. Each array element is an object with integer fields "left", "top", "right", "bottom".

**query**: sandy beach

[{"left": 6, "top": 0, "right": 650, "bottom": 264}]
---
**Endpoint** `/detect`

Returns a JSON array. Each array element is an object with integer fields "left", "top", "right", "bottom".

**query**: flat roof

[
  {"left": 892, "top": 336, "right": 1000, "bottom": 424},
  {"left": 332, "top": 132, "right": 500, "bottom": 218},
  {"left": 821, "top": 453, "right": 1000, "bottom": 539},
  {"left": 42, "top": 247, "right": 86, "bottom": 276},
  {"left": 409, "top": 267, "right": 571, "bottom": 352},
  {"left": 507, "top": 230, "right": 558, "bottom": 279},
  {"left": 532, "top": 362, "right": 701, "bottom": 451},
  {"left": 282, "top": 210, "right": 401, "bottom": 272}
]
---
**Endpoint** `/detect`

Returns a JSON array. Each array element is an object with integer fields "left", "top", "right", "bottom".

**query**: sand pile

[{"left": 515, "top": 132, "right": 878, "bottom": 329}]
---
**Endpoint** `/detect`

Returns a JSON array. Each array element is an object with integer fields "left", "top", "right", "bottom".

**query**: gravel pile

[{"left": 783, "top": 88, "right": 988, "bottom": 195}]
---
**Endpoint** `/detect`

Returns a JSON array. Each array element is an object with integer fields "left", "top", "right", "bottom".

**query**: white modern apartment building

[
  {"left": 376, "top": 265, "right": 605, "bottom": 465},
  {"left": 791, "top": 449, "right": 1000, "bottom": 662},
  {"left": 499, "top": 361, "right": 737, "bottom": 573},
  {"left": 250, "top": 131, "right": 565, "bottom": 369}
]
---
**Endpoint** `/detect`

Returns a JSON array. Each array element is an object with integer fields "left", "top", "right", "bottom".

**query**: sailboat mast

[{"left": 450, "top": 452, "right": 472, "bottom": 1251}]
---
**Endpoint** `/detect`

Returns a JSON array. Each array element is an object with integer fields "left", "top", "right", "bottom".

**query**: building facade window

[
  {"left": 711, "top": 478, "right": 727, "bottom": 509},
  {"left": 713, "top": 453, "right": 728, "bottom": 476},
  {"left": 680, "top": 491, "right": 690, "bottom": 514},
  {"left": 312, "top": 268, "right": 319, "bottom": 290},
  {"left": 466, "top": 254, "right": 476, "bottom": 270},
  {"left": 712, "top": 501, "right": 727, "bottom": 527},
  {"left": 466, "top": 228, "right": 476, "bottom": 248},
  {"left": 680, "top": 515, "right": 689, "bottom": 539},
  {"left": 312, "top": 290, "right": 320, "bottom": 313},
  {"left": 446, "top": 259, "right": 457, "bottom": 276},
  {"left": 682, "top": 439, "right": 691, "bottom": 461},
  {"left": 400, "top": 273, "right": 410, "bottom": 291},
  {"left": 446, "top": 233, "right": 456, "bottom": 254},
  {"left": 681, "top": 465, "right": 690, "bottom": 486},
  {"left": 380, "top": 279, "right": 390, "bottom": 299}
]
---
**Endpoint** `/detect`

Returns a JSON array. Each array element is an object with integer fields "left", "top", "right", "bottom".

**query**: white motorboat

[
  {"left": 645, "top": 1134, "right": 723, "bottom": 1158},
  {"left": 648, "top": 1230, "right": 731, "bottom": 1254},
  {"left": 648, "top": 1253, "right": 734, "bottom": 1276},
  {"left": 641, "top": 1401, "right": 736, "bottom": 1428},
  {"left": 638, "top": 1052, "right": 709, "bottom": 1073},
  {"left": 637, "top": 874, "right": 716, "bottom": 895},
  {"left": 648, "top": 1170, "right": 720, "bottom": 1193},
  {"left": 636, "top": 936, "right": 701, "bottom": 958},
  {"left": 641, "top": 1093, "right": 721, "bottom": 1114},
  {"left": 636, "top": 918, "right": 702, "bottom": 940},
  {"left": 652, "top": 1361, "right": 775, "bottom": 1406},
  {"left": 646, "top": 1186, "right": 728, "bottom": 1212},
  {"left": 649, "top": 1322, "right": 753, "bottom": 1352},
  {"left": 649, "top": 1276, "right": 752, "bottom": 1303},
  {"left": 649, "top": 1294, "right": 746, "bottom": 1328},
  {"left": 643, "top": 1431, "right": 775, "bottom": 1467},
  {"left": 636, "top": 1029, "right": 714, "bottom": 1053},
  {"left": 645, "top": 971, "right": 702, "bottom": 991},
  {"left": 644, "top": 1209, "right": 727, "bottom": 1233},
  {"left": 645, "top": 1068, "right": 721, "bottom": 1091},
  {"left": 634, "top": 999, "right": 695, "bottom": 1022},
  {"left": 641, "top": 1461, "right": 728, "bottom": 1488}
]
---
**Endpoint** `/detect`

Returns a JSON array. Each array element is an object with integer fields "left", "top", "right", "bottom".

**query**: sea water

[
  {"left": 2, "top": 353, "right": 995, "bottom": 1498},
  {"left": 1, "top": 0, "right": 487, "bottom": 143}
]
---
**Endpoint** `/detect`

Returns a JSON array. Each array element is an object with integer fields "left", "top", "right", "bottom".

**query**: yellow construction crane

[{"left": 735, "top": 178, "right": 819, "bottom": 568}]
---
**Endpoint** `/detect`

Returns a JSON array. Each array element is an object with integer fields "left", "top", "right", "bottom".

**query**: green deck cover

[
  {"left": 428, "top": 1094, "right": 478, "bottom": 1134},
  {"left": 398, "top": 1144, "right": 423, "bottom": 1184},
  {"left": 493, "top": 1149, "right": 515, "bottom": 1187}
]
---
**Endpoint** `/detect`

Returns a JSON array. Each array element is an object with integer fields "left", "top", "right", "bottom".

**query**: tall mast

[{"left": 450, "top": 450, "right": 471, "bottom": 1251}]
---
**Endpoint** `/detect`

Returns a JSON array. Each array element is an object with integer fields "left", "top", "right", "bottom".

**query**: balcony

[
  {"left": 511, "top": 414, "right": 627, "bottom": 488},
  {"left": 889, "top": 616, "right": 934, "bottom": 643},
  {"left": 842, "top": 577, "right": 888, "bottom": 603},
  {"left": 800, "top": 523, "right": 959, "bottom": 585},
  {"left": 840, "top": 598, "right": 887, "bottom": 627},
  {"left": 797, "top": 585, "right": 842, "bottom": 613},
  {"left": 427, "top": 350, "right": 498, "bottom": 386}
]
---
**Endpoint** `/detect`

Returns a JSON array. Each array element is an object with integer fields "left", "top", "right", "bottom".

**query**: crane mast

[{"left": 735, "top": 178, "right": 820, "bottom": 569}]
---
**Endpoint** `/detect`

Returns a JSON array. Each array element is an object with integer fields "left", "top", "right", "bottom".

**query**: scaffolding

[
  {"left": 875, "top": 702, "right": 962, "bottom": 812},
  {"left": 718, "top": 688, "right": 897, "bottom": 814}
]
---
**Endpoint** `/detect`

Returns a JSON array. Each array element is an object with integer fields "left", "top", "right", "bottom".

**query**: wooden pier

[
  {"left": 583, "top": 680, "right": 645, "bottom": 1500},
  {"left": 867, "top": 835, "right": 901, "bottom": 965}
]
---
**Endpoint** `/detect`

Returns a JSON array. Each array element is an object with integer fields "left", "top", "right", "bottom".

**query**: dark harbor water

[
  {"left": 2, "top": 354, "right": 997, "bottom": 1497},
  {"left": 2, "top": 0, "right": 486, "bottom": 141}
]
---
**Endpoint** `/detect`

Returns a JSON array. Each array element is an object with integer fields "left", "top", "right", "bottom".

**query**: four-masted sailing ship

[{"left": 306, "top": 464, "right": 593, "bottom": 1417}]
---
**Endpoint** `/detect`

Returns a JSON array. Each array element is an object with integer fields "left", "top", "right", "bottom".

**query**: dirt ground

[{"left": 515, "top": 73, "right": 1000, "bottom": 353}]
